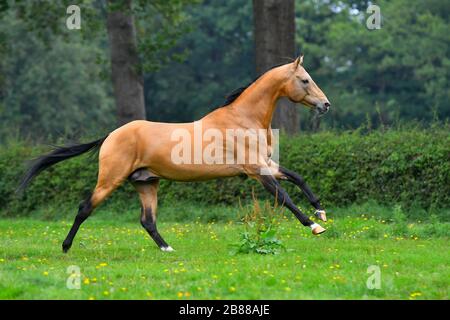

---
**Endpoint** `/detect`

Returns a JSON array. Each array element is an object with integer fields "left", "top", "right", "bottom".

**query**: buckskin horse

[{"left": 20, "top": 55, "right": 331, "bottom": 253}]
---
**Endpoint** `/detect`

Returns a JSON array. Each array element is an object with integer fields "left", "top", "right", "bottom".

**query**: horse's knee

[{"left": 295, "top": 175, "right": 306, "bottom": 187}]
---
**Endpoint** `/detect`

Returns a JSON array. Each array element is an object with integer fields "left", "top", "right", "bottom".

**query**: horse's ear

[{"left": 294, "top": 55, "right": 304, "bottom": 69}]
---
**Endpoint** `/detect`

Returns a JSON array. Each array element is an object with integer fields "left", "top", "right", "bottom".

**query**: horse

[{"left": 19, "top": 55, "right": 331, "bottom": 253}]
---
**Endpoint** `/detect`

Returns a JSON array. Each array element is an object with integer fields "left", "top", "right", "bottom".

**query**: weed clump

[{"left": 231, "top": 195, "right": 285, "bottom": 255}]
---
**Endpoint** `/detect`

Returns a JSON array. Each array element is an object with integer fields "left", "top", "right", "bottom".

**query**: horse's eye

[{"left": 301, "top": 79, "right": 309, "bottom": 84}]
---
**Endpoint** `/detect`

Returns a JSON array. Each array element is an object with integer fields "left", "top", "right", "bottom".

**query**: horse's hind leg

[
  {"left": 62, "top": 159, "right": 132, "bottom": 253},
  {"left": 132, "top": 179, "right": 173, "bottom": 252},
  {"left": 62, "top": 195, "right": 94, "bottom": 253}
]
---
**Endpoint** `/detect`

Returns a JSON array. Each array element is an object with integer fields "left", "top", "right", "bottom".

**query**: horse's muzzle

[{"left": 316, "top": 102, "right": 330, "bottom": 115}]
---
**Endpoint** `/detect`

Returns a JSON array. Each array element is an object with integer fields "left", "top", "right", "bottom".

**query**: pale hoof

[
  {"left": 161, "top": 246, "right": 174, "bottom": 252},
  {"left": 312, "top": 225, "right": 326, "bottom": 235},
  {"left": 315, "top": 210, "right": 327, "bottom": 222}
]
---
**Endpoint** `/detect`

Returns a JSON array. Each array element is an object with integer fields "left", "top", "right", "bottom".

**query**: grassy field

[{"left": 0, "top": 203, "right": 448, "bottom": 300}]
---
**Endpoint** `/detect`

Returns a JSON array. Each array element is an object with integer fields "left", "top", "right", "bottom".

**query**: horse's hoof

[
  {"left": 161, "top": 246, "right": 174, "bottom": 252},
  {"left": 312, "top": 225, "right": 326, "bottom": 235},
  {"left": 315, "top": 210, "right": 327, "bottom": 222},
  {"left": 62, "top": 243, "right": 71, "bottom": 253}
]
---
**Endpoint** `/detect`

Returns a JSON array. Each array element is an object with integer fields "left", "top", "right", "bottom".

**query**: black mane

[
  {"left": 218, "top": 62, "right": 287, "bottom": 108},
  {"left": 218, "top": 84, "right": 252, "bottom": 107}
]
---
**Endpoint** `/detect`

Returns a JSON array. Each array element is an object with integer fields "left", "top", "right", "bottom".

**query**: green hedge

[{"left": 0, "top": 127, "right": 449, "bottom": 217}]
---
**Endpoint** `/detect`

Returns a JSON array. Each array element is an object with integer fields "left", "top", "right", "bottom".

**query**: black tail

[{"left": 18, "top": 136, "right": 108, "bottom": 193}]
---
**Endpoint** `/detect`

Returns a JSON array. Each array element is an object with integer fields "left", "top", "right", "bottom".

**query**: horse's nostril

[{"left": 324, "top": 102, "right": 331, "bottom": 109}]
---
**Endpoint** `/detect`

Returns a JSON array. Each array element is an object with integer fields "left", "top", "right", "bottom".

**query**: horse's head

[{"left": 283, "top": 55, "right": 331, "bottom": 115}]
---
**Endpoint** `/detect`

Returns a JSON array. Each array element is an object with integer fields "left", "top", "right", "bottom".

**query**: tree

[
  {"left": 0, "top": 11, "right": 115, "bottom": 141},
  {"left": 321, "top": 0, "right": 450, "bottom": 126},
  {"left": 0, "top": 0, "right": 195, "bottom": 139},
  {"left": 106, "top": 0, "right": 196, "bottom": 125},
  {"left": 107, "top": 0, "right": 145, "bottom": 125},
  {"left": 253, "top": 0, "right": 298, "bottom": 134},
  {"left": 145, "top": 0, "right": 254, "bottom": 122}
]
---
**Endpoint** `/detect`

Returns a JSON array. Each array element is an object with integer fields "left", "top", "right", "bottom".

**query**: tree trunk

[
  {"left": 107, "top": 0, "right": 146, "bottom": 126},
  {"left": 310, "top": 112, "right": 321, "bottom": 132},
  {"left": 253, "top": 0, "right": 298, "bottom": 135}
]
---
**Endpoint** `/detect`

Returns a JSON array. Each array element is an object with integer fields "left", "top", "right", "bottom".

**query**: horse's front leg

[
  {"left": 276, "top": 166, "right": 327, "bottom": 222},
  {"left": 250, "top": 169, "right": 326, "bottom": 235}
]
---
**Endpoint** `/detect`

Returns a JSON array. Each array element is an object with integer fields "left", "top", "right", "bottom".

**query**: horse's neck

[{"left": 231, "top": 65, "right": 289, "bottom": 129}]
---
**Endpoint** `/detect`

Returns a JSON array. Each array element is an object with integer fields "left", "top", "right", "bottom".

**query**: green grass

[{"left": 0, "top": 204, "right": 448, "bottom": 300}]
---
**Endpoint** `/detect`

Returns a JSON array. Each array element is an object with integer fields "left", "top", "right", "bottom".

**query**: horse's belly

[{"left": 148, "top": 163, "right": 243, "bottom": 181}]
